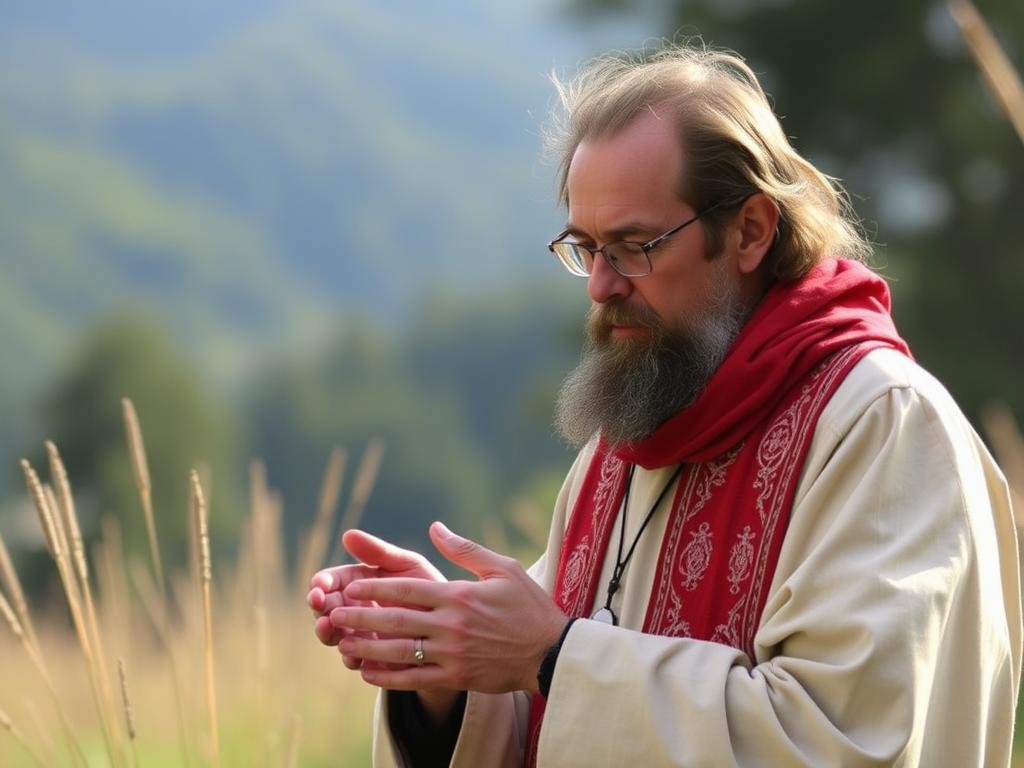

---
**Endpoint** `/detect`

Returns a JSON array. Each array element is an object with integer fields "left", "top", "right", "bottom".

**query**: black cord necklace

[{"left": 592, "top": 463, "right": 684, "bottom": 626}]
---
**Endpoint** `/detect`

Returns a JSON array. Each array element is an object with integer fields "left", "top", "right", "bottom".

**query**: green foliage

[
  {"left": 248, "top": 322, "right": 495, "bottom": 564},
  {"left": 36, "top": 315, "right": 241, "bottom": 571},
  {"left": 247, "top": 287, "right": 586, "bottom": 571},
  {"left": 402, "top": 285, "right": 587, "bottom": 498}
]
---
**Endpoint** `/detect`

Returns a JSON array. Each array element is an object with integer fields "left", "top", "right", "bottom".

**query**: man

[{"left": 308, "top": 44, "right": 1021, "bottom": 766}]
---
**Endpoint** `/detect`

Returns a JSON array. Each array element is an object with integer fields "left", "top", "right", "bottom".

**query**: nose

[{"left": 587, "top": 251, "right": 634, "bottom": 304}]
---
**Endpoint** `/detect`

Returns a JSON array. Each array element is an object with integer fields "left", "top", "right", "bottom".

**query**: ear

[{"left": 731, "top": 193, "right": 780, "bottom": 275}]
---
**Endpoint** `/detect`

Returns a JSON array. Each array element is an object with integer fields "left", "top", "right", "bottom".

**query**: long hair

[{"left": 547, "top": 43, "right": 871, "bottom": 281}]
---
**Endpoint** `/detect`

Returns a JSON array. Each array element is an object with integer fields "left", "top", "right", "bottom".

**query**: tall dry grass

[
  {"left": 949, "top": 0, "right": 1024, "bottom": 144},
  {"left": 0, "top": 401, "right": 383, "bottom": 767}
]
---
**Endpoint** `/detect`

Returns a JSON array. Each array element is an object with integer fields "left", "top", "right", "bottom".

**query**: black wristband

[{"left": 537, "top": 617, "right": 579, "bottom": 698}]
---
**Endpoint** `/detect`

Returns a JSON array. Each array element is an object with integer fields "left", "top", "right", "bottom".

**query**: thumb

[
  {"left": 342, "top": 529, "right": 422, "bottom": 571},
  {"left": 429, "top": 521, "right": 509, "bottom": 579}
]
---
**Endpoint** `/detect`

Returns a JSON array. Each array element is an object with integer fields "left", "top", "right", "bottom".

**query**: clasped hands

[{"left": 308, "top": 521, "right": 567, "bottom": 706}]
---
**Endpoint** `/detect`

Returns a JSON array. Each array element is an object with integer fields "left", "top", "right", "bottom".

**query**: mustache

[{"left": 586, "top": 302, "right": 665, "bottom": 341}]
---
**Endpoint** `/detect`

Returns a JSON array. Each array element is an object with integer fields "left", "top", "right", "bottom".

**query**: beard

[{"left": 554, "top": 263, "right": 749, "bottom": 449}]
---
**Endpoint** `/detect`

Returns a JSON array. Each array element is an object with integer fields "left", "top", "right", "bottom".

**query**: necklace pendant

[{"left": 591, "top": 606, "right": 618, "bottom": 625}]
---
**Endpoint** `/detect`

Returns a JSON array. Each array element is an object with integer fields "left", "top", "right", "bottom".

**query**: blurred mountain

[
  {"left": 0, "top": 0, "right": 597, "bottom": 493},
  {"left": 0, "top": 0, "right": 575, "bottom": 326}
]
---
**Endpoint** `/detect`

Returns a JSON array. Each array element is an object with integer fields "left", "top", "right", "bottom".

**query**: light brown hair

[{"left": 548, "top": 43, "right": 871, "bottom": 281}]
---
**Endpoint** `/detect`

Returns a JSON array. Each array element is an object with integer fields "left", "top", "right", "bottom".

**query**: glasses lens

[
  {"left": 604, "top": 242, "right": 650, "bottom": 277},
  {"left": 552, "top": 243, "right": 591, "bottom": 276}
]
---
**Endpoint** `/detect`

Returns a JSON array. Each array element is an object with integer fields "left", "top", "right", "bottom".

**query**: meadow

[{"left": 0, "top": 401, "right": 382, "bottom": 767}]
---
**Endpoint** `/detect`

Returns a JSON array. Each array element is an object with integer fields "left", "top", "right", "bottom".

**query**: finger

[
  {"left": 329, "top": 606, "right": 433, "bottom": 638},
  {"left": 317, "top": 589, "right": 356, "bottom": 616},
  {"left": 360, "top": 663, "right": 452, "bottom": 691},
  {"left": 315, "top": 614, "right": 344, "bottom": 646},
  {"left": 338, "top": 647, "right": 408, "bottom": 672},
  {"left": 429, "top": 521, "right": 512, "bottom": 579},
  {"left": 309, "top": 586, "right": 354, "bottom": 614},
  {"left": 310, "top": 563, "right": 378, "bottom": 593},
  {"left": 340, "top": 648, "right": 363, "bottom": 670},
  {"left": 342, "top": 529, "right": 433, "bottom": 574},
  {"left": 308, "top": 586, "right": 326, "bottom": 612},
  {"left": 340, "top": 635, "right": 429, "bottom": 667},
  {"left": 345, "top": 577, "right": 445, "bottom": 609}
]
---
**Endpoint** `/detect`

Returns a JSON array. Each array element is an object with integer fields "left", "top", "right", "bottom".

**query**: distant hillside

[
  {"left": 0, "top": 0, "right": 573, "bottom": 322},
  {"left": 0, "top": 0, "right": 596, "bottom": 492}
]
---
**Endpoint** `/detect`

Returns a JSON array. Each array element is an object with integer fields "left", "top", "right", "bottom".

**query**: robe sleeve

[{"left": 537, "top": 368, "right": 1021, "bottom": 766}]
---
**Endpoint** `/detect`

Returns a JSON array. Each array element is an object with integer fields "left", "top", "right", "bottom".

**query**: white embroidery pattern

[
  {"left": 752, "top": 411, "right": 796, "bottom": 525},
  {"left": 560, "top": 536, "right": 590, "bottom": 605},
  {"left": 647, "top": 450, "right": 738, "bottom": 629},
  {"left": 678, "top": 522, "right": 714, "bottom": 590},
  {"left": 592, "top": 452, "right": 624, "bottom": 527},
  {"left": 663, "top": 587, "right": 693, "bottom": 638},
  {"left": 693, "top": 444, "right": 742, "bottom": 518},
  {"left": 740, "top": 346, "right": 862, "bottom": 655},
  {"left": 712, "top": 592, "right": 746, "bottom": 648},
  {"left": 728, "top": 526, "right": 756, "bottom": 595},
  {"left": 646, "top": 467, "right": 696, "bottom": 629},
  {"left": 563, "top": 451, "right": 625, "bottom": 615}
]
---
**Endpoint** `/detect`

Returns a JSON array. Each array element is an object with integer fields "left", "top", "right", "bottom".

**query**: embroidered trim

[
  {"left": 739, "top": 345, "right": 861, "bottom": 655},
  {"left": 559, "top": 451, "right": 626, "bottom": 616},
  {"left": 678, "top": 522, "right": 714, "bottom": 591},
  {"left": 728, "top": 526, "right": 756, "bottom": 595},
  {"left": 643, "top": 346, "right": 867, "bottom": 659}
]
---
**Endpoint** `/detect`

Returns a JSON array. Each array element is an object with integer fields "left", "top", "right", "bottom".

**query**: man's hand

[
  {"left": 329, "top": 521, "right": 568, "bottom": 695},
  {"left": 308, "top": 529, "right": 445, "bottom": 670}
]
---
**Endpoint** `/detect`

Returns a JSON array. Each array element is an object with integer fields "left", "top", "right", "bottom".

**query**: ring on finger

[{"left": 414, "top": 637, "right": 425, "bottom": 665}]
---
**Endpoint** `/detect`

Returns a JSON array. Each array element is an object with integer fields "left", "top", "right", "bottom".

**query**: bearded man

[{"left": 308, "top": 45, "right": 1021, "bottom": 767}]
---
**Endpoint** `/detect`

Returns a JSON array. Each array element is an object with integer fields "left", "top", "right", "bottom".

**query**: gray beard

[{"left": 554, "top": 272, "right": 749, "bottom": 450}]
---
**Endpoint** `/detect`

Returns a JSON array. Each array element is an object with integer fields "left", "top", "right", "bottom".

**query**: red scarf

[{"left": 525, "top": 259, "right": 910, "bottom": 765}]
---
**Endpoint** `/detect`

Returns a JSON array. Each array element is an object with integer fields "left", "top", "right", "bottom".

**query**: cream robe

[{"left": 372, "top": 348, "right": 1022, "bottom": 767}]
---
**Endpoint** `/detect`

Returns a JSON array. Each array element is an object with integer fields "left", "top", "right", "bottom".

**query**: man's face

[{"left": 553, "top": 108, "right": 750, "bottom": 448}]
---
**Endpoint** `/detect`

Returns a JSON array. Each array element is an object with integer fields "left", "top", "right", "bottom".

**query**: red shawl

[{"left": 525, "top": 259, "right": 910, "bottom": 765}]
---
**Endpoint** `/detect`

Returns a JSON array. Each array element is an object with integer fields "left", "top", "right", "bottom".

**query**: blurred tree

[
  {"left": 402, "top": 285, "right": 585, "bottom": 499},
  {"left": 247, "top": 322, "right": 497, "bottom": 572},
  {"left": 566, "top": 0, "right": 1024, "bottom": 423},
  {"left": 33, "top": 314, "right": 240, "bottom": 578}
]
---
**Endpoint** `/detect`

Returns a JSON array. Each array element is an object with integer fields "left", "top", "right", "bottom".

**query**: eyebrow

[{"left": 561, "top": 221, "right": 664, "bottom": 242}]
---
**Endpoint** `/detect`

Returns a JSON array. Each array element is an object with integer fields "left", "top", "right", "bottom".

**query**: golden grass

[
  {"left": 190, "top": 470, "right": 219, "bottom": 767},
  {"left": 949, "top": 0, "right": 1024, "bottom": 144},
  {"left": 0, "top": 401, "right": 382, "bottom": 767},
  {"left": 122, "top": 398, "right": 164, "bottom": 595},
  {"left": 0, "top": 532, "right": 37, "bottom": 651},
  {"left": 116, "top": 658, "right": 138, "bottom": 768}
]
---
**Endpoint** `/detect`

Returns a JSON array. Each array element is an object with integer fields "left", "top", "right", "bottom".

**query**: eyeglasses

[{"left": 547, "top": 199, "right": 732, "bottom": 278}]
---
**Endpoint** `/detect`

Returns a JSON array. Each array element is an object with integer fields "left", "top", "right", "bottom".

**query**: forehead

[{"left": 566, "top": 108, "right": 686, "bottom": 220}]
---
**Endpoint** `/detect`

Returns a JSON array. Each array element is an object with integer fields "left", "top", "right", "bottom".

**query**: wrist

[{"left": 536, "top": 617, "right": 579, "bottom": 698}]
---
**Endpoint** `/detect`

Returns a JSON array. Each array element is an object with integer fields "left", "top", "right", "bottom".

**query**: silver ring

[{"left": 414, "top": 637, "right": 425, "bottom": 665}]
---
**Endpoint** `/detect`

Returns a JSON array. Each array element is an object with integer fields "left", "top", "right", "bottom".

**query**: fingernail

[{"left": 329, "top": 608, "right": 347, "bottom": 625}]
